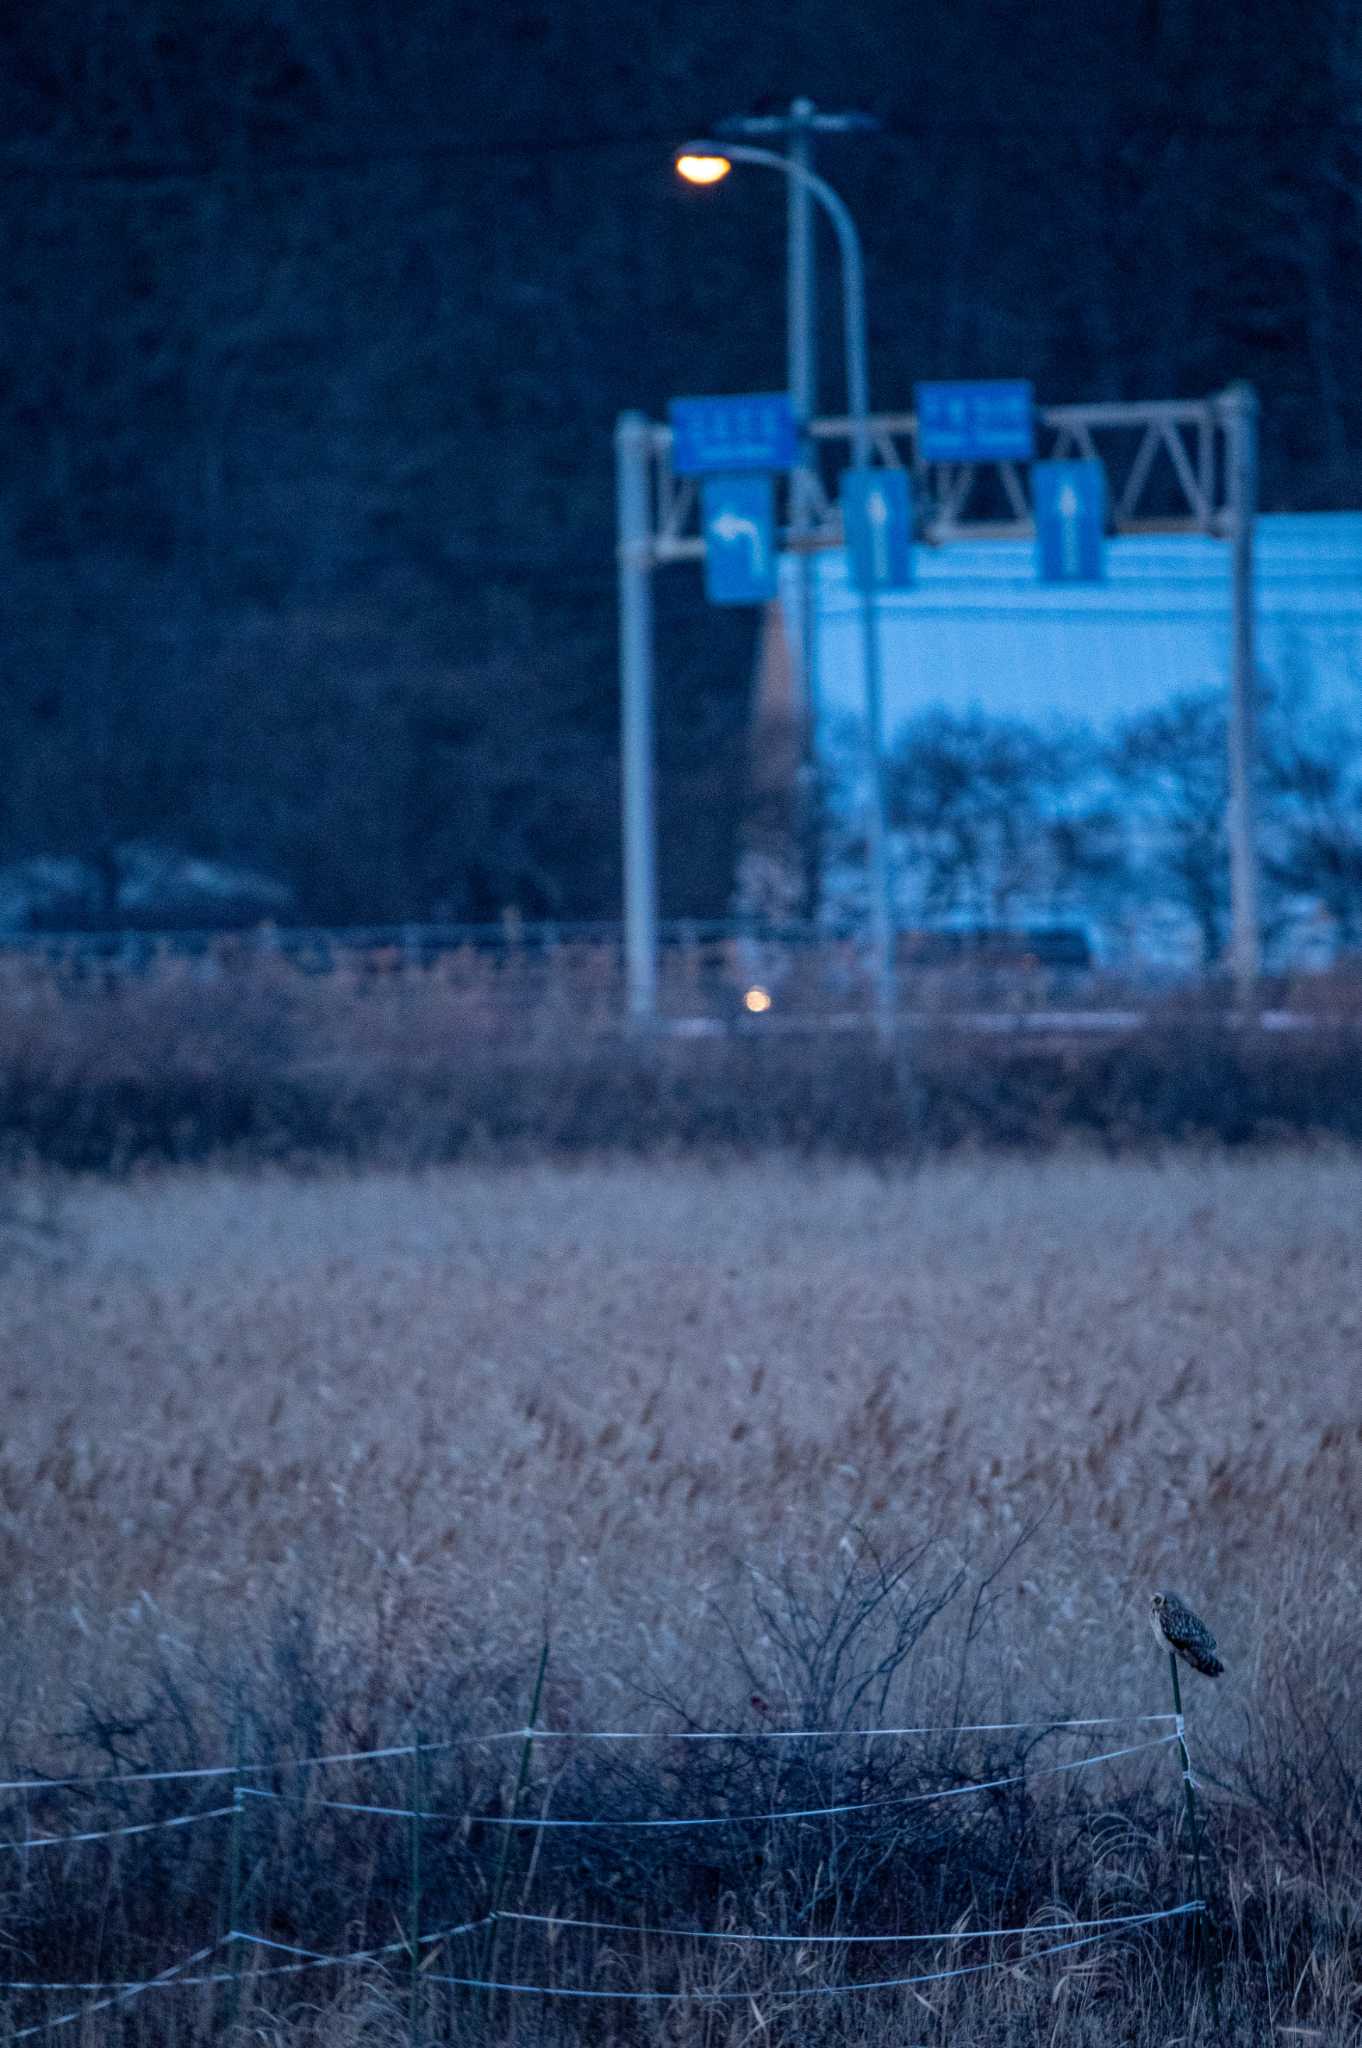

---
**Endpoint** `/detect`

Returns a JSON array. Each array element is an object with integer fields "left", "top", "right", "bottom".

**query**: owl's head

[{"left": 1150, "top": 1591, "right": 1175, "bottom": 1614}]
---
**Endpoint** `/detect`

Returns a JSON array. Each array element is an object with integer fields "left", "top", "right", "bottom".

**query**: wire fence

[
  {"left": 0, "top": 1709, "right": 1179, "bottom": 1796},
  {"left": 7, "top": 1906, "right": 1208, "bottom": 2037},
  {"left": 1, "top": 1805, "right": 236, "bottom": 1853},
  {"left": 0, "top": 1706, "right": 1210, "bottom": 2035},
  {"left": 412, "top": 1910, "right": 1207, "bottom": 2001},
  {"left": 238, "top": 1731, "right": 1180, "bottom": 1828}
]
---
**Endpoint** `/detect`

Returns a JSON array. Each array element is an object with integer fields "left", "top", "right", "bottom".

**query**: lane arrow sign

[
  {"left": 700, "top": 475, "right": 779, "bottom": 604},
  {"left": 841, "top": 468, "right": 914, "bottom": 591},
  {"left": 1033, "top": 459, "right": 1106, "bottom": 584}
]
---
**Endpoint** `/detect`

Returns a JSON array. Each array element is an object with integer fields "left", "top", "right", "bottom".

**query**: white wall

[{"left": 795, "top": 512, "right": 1362, "bottom": 741}]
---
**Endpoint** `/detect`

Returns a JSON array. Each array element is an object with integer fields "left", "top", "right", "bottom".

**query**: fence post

[
  {"left": 408, "top": 1730, "right": 424, "bottom": 2048},
  {"left": 482, "top": 1641, "right": 550, "bottom": 2015},
  {"left": 1167, "top": 1653, "right": 1220, "bottom": 2023}
]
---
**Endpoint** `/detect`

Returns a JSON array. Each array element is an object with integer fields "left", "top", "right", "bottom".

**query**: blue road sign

[
  {"left": 701, "top": 475, "right": 778, "bottom": 604},
  {"left": 669, "top": 393, "right": 799, "bottom": 475},
  {"left": 1033, "top": 459, "right": 1106, "bottom": 583},
  {"left": 915, "top": 380, "right": 1035, "bottom": 462},
  {"left": 842, "top": 468, "right": 914, "bottom": 591}
]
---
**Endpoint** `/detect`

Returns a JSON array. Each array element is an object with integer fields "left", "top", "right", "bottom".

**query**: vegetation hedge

[{"left": 1, "top": 958, "right": 1361, "bottom": 1168}]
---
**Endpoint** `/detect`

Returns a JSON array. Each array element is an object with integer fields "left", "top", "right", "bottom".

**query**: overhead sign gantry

[{"left": 616, "top": 384, "right": 1261, "bottom": 1023}]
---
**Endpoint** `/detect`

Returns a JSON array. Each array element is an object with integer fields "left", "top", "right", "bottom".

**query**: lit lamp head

[{"left": 675, "top": 149, "right": 732, "bottom": 186}]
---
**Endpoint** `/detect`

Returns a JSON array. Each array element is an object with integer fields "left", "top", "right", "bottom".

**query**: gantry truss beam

[{"left": 645, "top": 391, "right": 1244, "bottom": 563}]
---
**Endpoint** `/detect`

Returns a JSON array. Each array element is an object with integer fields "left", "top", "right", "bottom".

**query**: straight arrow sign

[
  {"left": 842, "top": 468, "right": 914, "bottom": 591},
  {"left": 1033, "top": 459, "right": 1106, "bottom": 583}
]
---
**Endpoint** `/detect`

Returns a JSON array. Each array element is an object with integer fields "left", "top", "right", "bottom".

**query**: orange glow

[
  {"left": 676, "top": 152, "right": 732, "bottom": 186},
  {"left": 743, "top": 985, "right": 772, "bottom": 1014}
]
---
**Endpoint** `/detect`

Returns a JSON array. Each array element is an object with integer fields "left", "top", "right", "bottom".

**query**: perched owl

[{"left": 1150, "top": 1591, "right": 1223, "bottom": 1677}]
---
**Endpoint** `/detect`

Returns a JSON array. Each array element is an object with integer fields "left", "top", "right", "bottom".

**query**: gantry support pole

[
  {"left": 1220, "top": 381, "right": 1263, "bottom": 999},
  {"left": 616, "top": 410, "right": 660, "bottom": 1026}
]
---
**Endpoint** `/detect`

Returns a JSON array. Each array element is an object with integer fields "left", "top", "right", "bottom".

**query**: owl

[{"left": 1150, "top": 1591, "right": 1223, "bottom": 1677}]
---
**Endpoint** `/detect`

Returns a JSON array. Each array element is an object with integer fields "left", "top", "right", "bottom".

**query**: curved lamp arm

[{"left": 677, "top": 139, "right": 872, "bottom": 467}]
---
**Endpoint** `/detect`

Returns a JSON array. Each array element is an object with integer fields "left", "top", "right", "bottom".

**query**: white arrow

[
  {"left": 710, "top": 508, "right": 767, "bottom": 575},
  {"left": 1056, "top": 480, "right": 1082, "bottom": 578},
  {"left": 864, "top": 487, "right": 892, "bottom": 584}
]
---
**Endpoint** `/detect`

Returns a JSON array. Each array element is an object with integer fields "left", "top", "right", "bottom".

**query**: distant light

[
  {"left": 743, "top": 985, "right": 772, "bottom": 1014},
  {"left": 676, "top": 152, "right": 732, "bottom": 186}
]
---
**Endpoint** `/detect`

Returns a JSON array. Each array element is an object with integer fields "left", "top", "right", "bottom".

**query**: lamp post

[
  {"left": 676, "top": 142, "right": 897, "bottom": 1040},
  {"left": 712, "top": 104, "right": 881, "bottom": 923}
]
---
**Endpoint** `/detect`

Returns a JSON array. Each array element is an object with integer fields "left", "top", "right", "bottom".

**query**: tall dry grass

[{"left": 0, "top": 1154, "right": 1358, "bottom": 2041}]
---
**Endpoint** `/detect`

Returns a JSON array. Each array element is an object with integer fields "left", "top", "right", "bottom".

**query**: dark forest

[{"left": 4, "top": 0, "right": 1359, "bottom": 926}]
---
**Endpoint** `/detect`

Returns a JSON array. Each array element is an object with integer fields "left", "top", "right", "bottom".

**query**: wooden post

[{"left": 1168, "top": 1653, "right": 1219, "bottom": 2023}]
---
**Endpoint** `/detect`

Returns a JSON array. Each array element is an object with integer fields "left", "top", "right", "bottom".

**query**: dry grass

[{"left": 1, "top": 1152, "right": 1360, "bottom": 2041}]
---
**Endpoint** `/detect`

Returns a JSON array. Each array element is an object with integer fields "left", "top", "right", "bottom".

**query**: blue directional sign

[
  {"left": 700, "top": 475, "right": 778, "bottom": 604},
  {"left": 1033, "top": 459, "right": 1106, "bottom": 583},
  {"left": 914, "top": 380, "right": 1035, "bottom": 462},
  {"left": 842, "top": 468, "right": 914, "bottom": 591},
  {"left": 669, "top": 393, "right": 799, "bottom": 475}
]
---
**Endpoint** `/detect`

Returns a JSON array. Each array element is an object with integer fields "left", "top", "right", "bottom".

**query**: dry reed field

[{"left": 1, "top": 1152, "right": 1359, "bottom": 2043}]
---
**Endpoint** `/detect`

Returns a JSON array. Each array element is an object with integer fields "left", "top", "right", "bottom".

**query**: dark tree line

[
  {"left": 806, "top": 680, "right": 1362, "bottom": 967},
  {"left": 2, "top": 0, "right": 1360, "bottom": 926}
]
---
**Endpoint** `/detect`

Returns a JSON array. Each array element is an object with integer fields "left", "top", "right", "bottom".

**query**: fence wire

[
  {"left": 238, "top": 1730, "right": 1178, "bottom": 1830},
  {"left": 0, "top": 1803, "right": 234, "bottom": 1854},
  {"left": 3, "top": 1905, "right": 1204, "bottom": 2034},
  {"left": 404, "top": 1909, "right": 1208, "bottom": 2001},
  {"left": 0, "top": 1707, "right": 1207, "bottom": 2036},
  {"left": 0, "top": 1711, "right": 1178, "bottom": 1796}
]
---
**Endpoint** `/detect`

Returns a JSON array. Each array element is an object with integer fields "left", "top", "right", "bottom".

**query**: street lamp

[
  {"left": 675, "top": 152, "right": 732, "bottom": 186},
  {"left": 675, "top": 139, "right": 897, "bottom": 1041}
]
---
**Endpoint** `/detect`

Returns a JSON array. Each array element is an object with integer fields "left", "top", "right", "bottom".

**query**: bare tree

[
  {"left": 884, "top": 710, "right": 1121, "bottom": 926},
  {"left": 1108, "top": 693, "right": 1231, "bottom": 967},
  {"left": 1264, "top": 681, "right": 1362, "bottom": 947}
]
